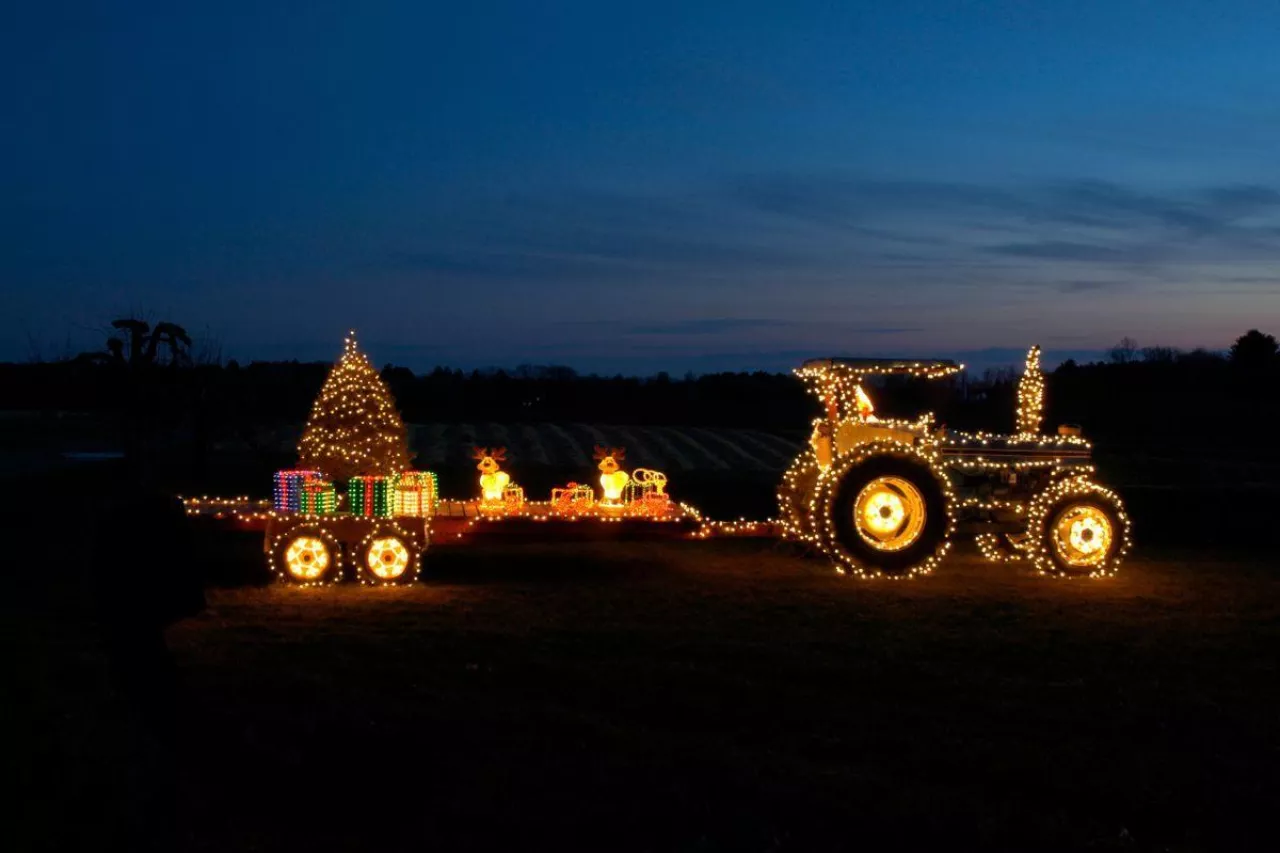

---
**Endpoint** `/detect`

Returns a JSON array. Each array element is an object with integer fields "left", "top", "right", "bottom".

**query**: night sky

[{"left": 5, "top": 2, "right": 1279, "bottom": 374}]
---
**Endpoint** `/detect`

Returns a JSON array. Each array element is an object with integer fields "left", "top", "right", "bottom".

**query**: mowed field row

[
  {"left": 246, "top": 423, "right": 807, "bottom": 472},
  {"left": 410, "top": 423, "right": 804, "bottom": 471}
]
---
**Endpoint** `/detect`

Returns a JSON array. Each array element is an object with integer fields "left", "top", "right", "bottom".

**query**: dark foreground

[{"left": 13, "top": 542, "right": 1280, "bottom": 852}]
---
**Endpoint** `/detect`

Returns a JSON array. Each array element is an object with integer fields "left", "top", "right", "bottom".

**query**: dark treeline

[{"left": 3, "top": 330, "right": 1277, "bottom": 450}]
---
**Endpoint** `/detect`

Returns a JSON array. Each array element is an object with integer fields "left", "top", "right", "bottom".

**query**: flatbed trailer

[{"left": 183, "top": 496, "right": 711, "bottom": 586}]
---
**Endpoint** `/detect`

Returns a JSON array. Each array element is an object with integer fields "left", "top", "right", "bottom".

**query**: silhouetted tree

[
  {"left": 1141, "top": 346, "right": 1180, "bottom": 364},
  {"left": 76, "top": 318, "right": 193, "bottom": 368},
  {"left": 1108, "top": 336, "right": 1139, "bottom": 364},
  {"left": 1229, "top": 329, "right": 1278, "bottom": 370}
]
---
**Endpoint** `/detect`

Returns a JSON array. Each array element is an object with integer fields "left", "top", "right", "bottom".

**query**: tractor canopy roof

[{"left": 797, "top": 358, "right": 964, "bottom": 382}]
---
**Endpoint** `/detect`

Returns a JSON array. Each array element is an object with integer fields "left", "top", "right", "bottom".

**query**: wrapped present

[
  {"left": 640, "top": 490, "right": 672, "bottom": 515},
  {"left": 349, "top": 475, "right": 393, "bottom": 518},
  {"left": 299, "top": 477, "right": 336, "bottom": 514},
  {"left": 274, "top": 469, "right": 324, "bottom": 512},
  {"left": 394, "top": 471, "right": 438, "bottom": 517},
  {"left": 624, "top": 468, "right": 670, "bottom": 516},
  {"left": 503, "top": 485, "right": 525, "bottom": 513},
  {"left": 551, "top": 483, "right": 595, "bottom": 514}
]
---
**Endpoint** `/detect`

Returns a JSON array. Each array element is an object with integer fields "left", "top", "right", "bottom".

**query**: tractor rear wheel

[{"left": 816, "top": 444, "right": 953, "bottom": 577}]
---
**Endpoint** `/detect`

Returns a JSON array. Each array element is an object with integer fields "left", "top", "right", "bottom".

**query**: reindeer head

[
  {"left": 593, "top": 445, "right": 626, "bottom": 475},
  {"left": 473, "top": 446, "right": 507, "bottom": 474}
]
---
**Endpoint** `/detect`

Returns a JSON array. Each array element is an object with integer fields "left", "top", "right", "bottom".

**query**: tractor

[{"left": 777, "top": 354, "right": 1130, "bottom": 578}]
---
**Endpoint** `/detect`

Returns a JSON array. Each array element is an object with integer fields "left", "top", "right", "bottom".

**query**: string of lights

[{"left": 191, "top": 335, "right": 1130, "bottom": 585}]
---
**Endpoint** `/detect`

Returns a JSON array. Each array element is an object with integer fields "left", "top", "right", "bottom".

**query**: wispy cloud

[
  {"left": 625, "top": 318, "right": 793, "bottom": 335},
  {"left": 1054, "top": 279, "right": 1127, "bottom": 293},
  {"left": 985, "top": 241, "right": 1154, "bottom": 263}
]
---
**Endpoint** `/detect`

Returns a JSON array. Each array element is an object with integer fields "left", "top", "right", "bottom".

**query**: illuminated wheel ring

[
  {"left": 815, "top": 442, "right": 954, "bottom": 578},
  {"left": 271, "top": 526, "right": 342, "bottom": 585},
  {"left": 365, "top": 536, "right": 411, "bottom": 580},
  {"left": 1050, "top": 505, "right": 1113, "bottom": 569},
  {"left": 356, "top": 525, "right": 424, "bottom": 585},
  {"left": 1027, "top": 478, "right": 1130, "bottom": 578},
  {"left": 853, "top": 475, "right": 927, "bottom": 552},
  {"left": 285, "top": 536, "right": 330, "bottom": 580}
]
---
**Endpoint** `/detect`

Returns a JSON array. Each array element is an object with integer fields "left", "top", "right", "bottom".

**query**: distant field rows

[
  {"left": 413, "top": 424, "right": 804, "bottom": 471},
  {"left": 251, "top": 423, "right": 805, "bottom": 472}
]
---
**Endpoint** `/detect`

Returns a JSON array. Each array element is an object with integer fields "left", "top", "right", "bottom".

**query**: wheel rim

[
  {"left": 366, "top": 536, "right": 410, "bottom": 579},
  {"left": 284, "top": 536, "right": 330, "bottom": 580},
  {"left": 853, "top": 476, "right": 927, "bottom": 552},
  {"left": 1051, "top": 505, "right": 1113, "bottom": 568}
]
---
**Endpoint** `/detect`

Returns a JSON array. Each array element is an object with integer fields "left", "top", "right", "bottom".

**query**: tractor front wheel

[{"left": 1026, "top": 479, "right": 1130, "bottom": 577}]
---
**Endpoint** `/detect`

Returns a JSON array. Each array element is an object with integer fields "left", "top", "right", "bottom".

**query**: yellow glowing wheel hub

[
  {"left": 284, "top": 536, "right": 331, "bottom": 581},
  {"left": 854, "top": 476, "right": 927, "bottom": 552},
  {"left": 1051, "top": 505, "right": 1114, "bottom": 568},
  {"left": 365, "top": 536, "right": 411, "bottom": 580}
]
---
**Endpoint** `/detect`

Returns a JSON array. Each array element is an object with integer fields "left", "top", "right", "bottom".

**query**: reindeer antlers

[
  {"left": 472, "top": 446, "right": 489, "bottom": 460},
  {"left": 592, "top": 445, "right": 626, "bottom": 461},
  {"left": 473, "top": 446, "right": 508, "bottom": 461}
]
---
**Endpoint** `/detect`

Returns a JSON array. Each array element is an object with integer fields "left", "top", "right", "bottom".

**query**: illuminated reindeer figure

[
  {"left": 473, "top": 446, "right": 511, "bottom": 504},
  {"left": 594, "top": 445, "right": 630, "bottom": 506}
]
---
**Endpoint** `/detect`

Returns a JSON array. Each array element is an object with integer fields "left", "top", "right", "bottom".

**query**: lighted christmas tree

[
  {"left": 1016, "top": 345, "right": 1045, "bottom": 435},
  {"left": 297, "top": 332, "right": 411, "bottom": 481}
]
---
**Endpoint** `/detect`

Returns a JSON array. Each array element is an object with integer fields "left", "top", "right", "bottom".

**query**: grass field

[{"left": 13, "top": 537, "right": 1279, "bottom": 852}]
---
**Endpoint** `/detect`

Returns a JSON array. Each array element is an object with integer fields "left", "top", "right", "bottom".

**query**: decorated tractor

[{"left": 777, "top": 348, "right": 1130, "bottom": 578}]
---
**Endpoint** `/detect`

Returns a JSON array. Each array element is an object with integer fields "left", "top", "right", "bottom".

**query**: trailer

[{"left": 183, "top": 494, "right": 705, "bottom": 586}]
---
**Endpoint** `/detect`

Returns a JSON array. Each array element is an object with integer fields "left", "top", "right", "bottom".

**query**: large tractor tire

[
  {"left": 270, "top": 525, "right": 343, "bottom": 585},
  {"left": 777, "top": 449, "right": 823, "bottom": 545},
  {"left": 355, "top": 523, "right": 423, "bottom": 586},
  {"left": 1026, "top": 478, "right": 1130, "bottom": 577},
  {"left": 815, "top": 442, "right": 953, "bottom": 577}
]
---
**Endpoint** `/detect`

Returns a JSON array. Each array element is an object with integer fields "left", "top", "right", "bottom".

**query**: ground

[{"left": 14, "top": 538, "right": 1278, "bottom": 852}]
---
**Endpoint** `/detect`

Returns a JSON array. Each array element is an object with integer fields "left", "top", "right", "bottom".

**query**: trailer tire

[
  {"left": 355, "top": 524, "right": 421, "bottom": 585},
  {"left": 271, "top": 526, "right": 343, "bottom": 585}
]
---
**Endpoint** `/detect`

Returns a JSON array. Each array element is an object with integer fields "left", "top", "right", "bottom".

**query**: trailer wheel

[
  {"left": 975, "top": 531, "right": 1030, "bottom": 562},
  {"left": 356, "top": 525, "right": 421, "bottom": 585},
  {"left": 778, "top": 449, "right": 822, "bottom": 545},
  {"left": 271, "top": 526, "right": 343, "bottom": 585},
  {"left": 816, "top": 443, "right": 953, "bottom": 577},
  {"left": 1026, "top": 478, "right": 1130, "bottom": 577}
]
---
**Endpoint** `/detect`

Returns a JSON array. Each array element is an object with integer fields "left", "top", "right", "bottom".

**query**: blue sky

[{"left": 4, "top": 1, "right": 1279, "bottom": 373}]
